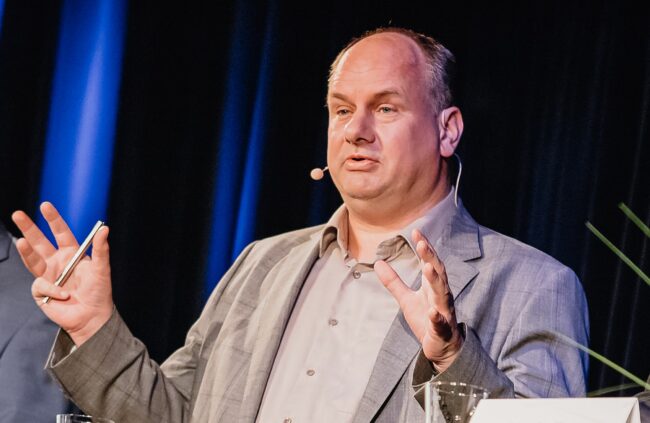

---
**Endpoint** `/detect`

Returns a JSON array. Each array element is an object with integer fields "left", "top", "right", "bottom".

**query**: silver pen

[{"left": 42, "top": 220, "right": 105, "bottom": 304}]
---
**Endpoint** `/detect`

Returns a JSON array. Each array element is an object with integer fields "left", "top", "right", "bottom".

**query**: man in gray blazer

[
  {"left": 0, "top": 221, "right": 69, "bottom": 422},
  {"left": 12, "top": 27, "right": 589, "bottom": 422}
]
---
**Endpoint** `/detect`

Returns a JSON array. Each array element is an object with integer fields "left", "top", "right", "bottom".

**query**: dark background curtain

[{"left": 0, "top": 0, "right": 648, "bottom": 395}]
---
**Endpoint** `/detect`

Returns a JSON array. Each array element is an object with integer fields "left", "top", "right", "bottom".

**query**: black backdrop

[{"left": 1, "top": 0, "right": 648, "bottom": 395}]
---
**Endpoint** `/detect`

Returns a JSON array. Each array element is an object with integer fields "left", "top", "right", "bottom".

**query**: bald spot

[{"left": 328, "top": 33, "right": 433, "bottom": 111}]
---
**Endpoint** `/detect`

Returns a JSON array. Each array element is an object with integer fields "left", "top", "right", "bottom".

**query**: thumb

[{"left": 374, "top": 260, "right": 411, "bottom": 306}]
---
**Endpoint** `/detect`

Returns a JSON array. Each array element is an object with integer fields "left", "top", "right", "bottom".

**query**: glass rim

[
  {"left": 56, "top": 414, "right": 115, "bottom": 423},
  {"left": 414, "top": 380, "right": 491, "bottom": 397}
]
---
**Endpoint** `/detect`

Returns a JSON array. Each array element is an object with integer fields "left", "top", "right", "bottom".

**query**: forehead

[{"left": 328, "top": 33, "right": 428, "bottom": 95}]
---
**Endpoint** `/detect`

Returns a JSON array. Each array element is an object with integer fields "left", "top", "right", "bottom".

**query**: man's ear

[{"left": 438, "top": 106, "right": 464, "bottom": 158}]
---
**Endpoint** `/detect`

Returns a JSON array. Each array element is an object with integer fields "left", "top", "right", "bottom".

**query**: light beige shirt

[{"left": 257, "top": 189, "right": 457, "bottom": 423}]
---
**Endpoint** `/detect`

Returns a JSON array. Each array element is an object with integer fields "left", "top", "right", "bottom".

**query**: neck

[
  {"left": 346, "top": 184, "right": 451, "bottom": 261},
  {"left": 346, "top": 217, "right": 398, "bottom": 262}
]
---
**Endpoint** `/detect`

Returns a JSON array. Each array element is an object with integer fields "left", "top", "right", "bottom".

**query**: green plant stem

[
  {"left": 554, "top": 331, "right": 650, "bottom": 391},
  {"left": 585, "top": 221, "right": 650, "bottom": 287},
  {"left": 587, "top": 383, "right": 639, "bottom": 397},
  {"left": 619, "top": 203, "right": 650, "bottom": 238}
]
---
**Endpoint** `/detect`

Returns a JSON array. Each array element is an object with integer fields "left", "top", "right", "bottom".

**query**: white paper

[{"left": 471, "top": 397, "right": 640, "bottom": 423}]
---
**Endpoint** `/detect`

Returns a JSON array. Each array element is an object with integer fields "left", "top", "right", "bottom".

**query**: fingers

[
  {"left": 422, "top": 262, "right": 436, "bottom": 305},
  {"left": 428, "top": 307, "right": 454, "bottom": 341},
  {"left": 422, "top": 258, "right": 453, "bottom": 312},
  {"left": 91, "top": 226, "right": 111, "bottom": 275},
  {"left": 412, "top": 229, "right": 445, "bottom": 276},
  {"left": 412, "top": 229, "right": 454, "bottom": 314},
  {"left": 32, "top": 277, "right": 70, "bottom": 304},
  {"left": 12, "top": 210, "right": 56, "bottom": 258},
  {"left": 15, "top": 237, "right": 47, "bottom": 277},
  {"left": 374, "top": 260, "right": 412, "bottom": 306},
  {"left": 40, "top": 202, "right": 79, "bottom": 249}
]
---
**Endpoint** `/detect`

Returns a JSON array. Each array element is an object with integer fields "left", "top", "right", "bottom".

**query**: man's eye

[
  {"left": 336, "top": 109, "right": 351, "bottom": 116},
  {"left": 379, "top": 106, "right": 395, "bottom": 113}
]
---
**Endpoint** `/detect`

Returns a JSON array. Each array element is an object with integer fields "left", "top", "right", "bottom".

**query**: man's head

[
  {"left": 326, "top": 28, "right": 464, "bottom": 225},
  {"left": 329, "top": 27, "right": 456, "bottom": 116}
]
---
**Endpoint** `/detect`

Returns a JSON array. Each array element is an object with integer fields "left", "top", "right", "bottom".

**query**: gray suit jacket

[
  {"left": 46, "top": 204, "right": 589, "bottom": 422},
  {"left": 0, "top": 223, "right": 69, "bottom": 422}
]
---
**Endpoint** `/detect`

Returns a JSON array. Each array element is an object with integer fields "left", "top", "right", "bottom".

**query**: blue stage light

[{"left": 37, "top": 0, "right": 126, "bottom": 241}]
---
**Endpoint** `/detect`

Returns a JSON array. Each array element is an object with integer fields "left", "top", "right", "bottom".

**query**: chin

[
  {"left": 344, "top": 187, "right": 386, "bottom": 201},
  {"left": 346, "top": 193, "right": 375, "bottom": 201}
]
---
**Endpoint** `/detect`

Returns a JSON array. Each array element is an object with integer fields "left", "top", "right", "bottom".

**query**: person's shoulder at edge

[
  {"left": 0, "top": 223, "right": 71, "bottom": 420},
  {"left": 0, "top": 223, "right": 44, "bottom": 332},
  {"left": 476, "top": 221, "right": 582, "bottom": 285},
  {"left": 447, "top": 205, "right": 581, "bottom": 280}
]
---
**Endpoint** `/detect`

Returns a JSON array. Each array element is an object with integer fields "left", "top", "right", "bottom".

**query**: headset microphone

[{"left": 310, "top": 166, "right": 329, "bottom": 181}]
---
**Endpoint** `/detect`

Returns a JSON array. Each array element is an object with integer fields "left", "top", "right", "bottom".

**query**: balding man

[{"left": 13, "top": 27, "right": 588, "bottom": 422}]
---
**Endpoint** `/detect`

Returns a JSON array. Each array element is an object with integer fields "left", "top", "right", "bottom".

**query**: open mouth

[
  {"left": 344, "top": 155, "right": 378, "bottom": 170},
  {"left": 346, "top": 153, "right": 377, "bottom": 162}
]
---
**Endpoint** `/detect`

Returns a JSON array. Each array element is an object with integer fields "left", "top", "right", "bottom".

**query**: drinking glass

[
  {"left": 56, "top": 414, "right": 115, "bottom": 423},
  {"left": 416, "top": 381, "right": 489, "bottom": 423}
]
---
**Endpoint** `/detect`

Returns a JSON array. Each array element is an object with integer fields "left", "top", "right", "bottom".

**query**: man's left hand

[{"left": 374, "top": 229, "right": 463, "bottom": 373}]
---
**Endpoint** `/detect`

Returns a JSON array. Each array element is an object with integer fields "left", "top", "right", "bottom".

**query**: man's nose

[{"left": 344, "top": 110, "right": 375, "bottom": 144}]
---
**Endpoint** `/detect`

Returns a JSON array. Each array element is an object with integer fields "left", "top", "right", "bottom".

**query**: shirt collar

[
  {"left": 318, "top": 187, "right": 458, "bottom": 258},
  {"left": 319, "top": 206, "right": 348, "bottom": 257}
]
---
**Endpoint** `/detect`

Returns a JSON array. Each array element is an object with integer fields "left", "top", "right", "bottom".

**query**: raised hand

[
  {"left": 374, "top": 229, "right": 463, "bottom": 372},
  {"left": 11, "top": 202, "right": 114, "bottom": 346}
]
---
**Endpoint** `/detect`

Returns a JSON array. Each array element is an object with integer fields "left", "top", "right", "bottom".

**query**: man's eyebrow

[
  {"left": 373, "top": 89, "right": 401, "bottom": 99},
  {"left": 327, "top": 89, "right": 402, "bottom": 103},
  {"left": 327, "top": 92, "right": 352, "bottom": 103}
]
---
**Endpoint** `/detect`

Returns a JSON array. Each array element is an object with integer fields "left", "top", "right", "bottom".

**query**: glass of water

[{"left": 416, "top": 381, "right": 489, "bottom": 423}]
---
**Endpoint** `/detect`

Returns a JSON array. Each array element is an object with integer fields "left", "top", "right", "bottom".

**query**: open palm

[{"left": 12, "top": 202, "right": 114, "bottom": 345}]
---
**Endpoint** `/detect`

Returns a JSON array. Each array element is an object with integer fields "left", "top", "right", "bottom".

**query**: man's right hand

[{"left": 12, "top": 202, "right": 114, "bottom": 346}]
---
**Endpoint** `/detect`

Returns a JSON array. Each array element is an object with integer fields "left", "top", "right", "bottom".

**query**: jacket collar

[{"left": 318, "top": 189, "right": 459, "bottom": 260}]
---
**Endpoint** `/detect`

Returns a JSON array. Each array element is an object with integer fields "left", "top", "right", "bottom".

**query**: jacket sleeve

[
  {"left": 46, "top": 242, "right": 258, "bottom": 423},
  {"left": 413, "top": 265, "right": 589, "bottom": 405}
]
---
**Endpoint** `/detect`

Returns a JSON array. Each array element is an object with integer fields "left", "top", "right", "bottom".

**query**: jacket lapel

[
  {"left": 353, "top": 205, "right": 482, "bottom": 422},
  {"left": 352, "top": 310, "right": 421, "bottom": 423},
  {"left": 435, "top": 205, "right": 482, "bottom": 298},
  {"left": 238, "top": 234, "right": 321, "bottom": 422}
]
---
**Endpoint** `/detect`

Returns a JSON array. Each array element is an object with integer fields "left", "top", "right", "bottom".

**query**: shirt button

[
  {"left": 328, "top": 318, "right": 338, "bottom": 326},
  {"left": 352, "top": 270, "right": 361, "bottom": 279},
  {"left": 306, "top": 369, "right": 316, "bottom": 376}
]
